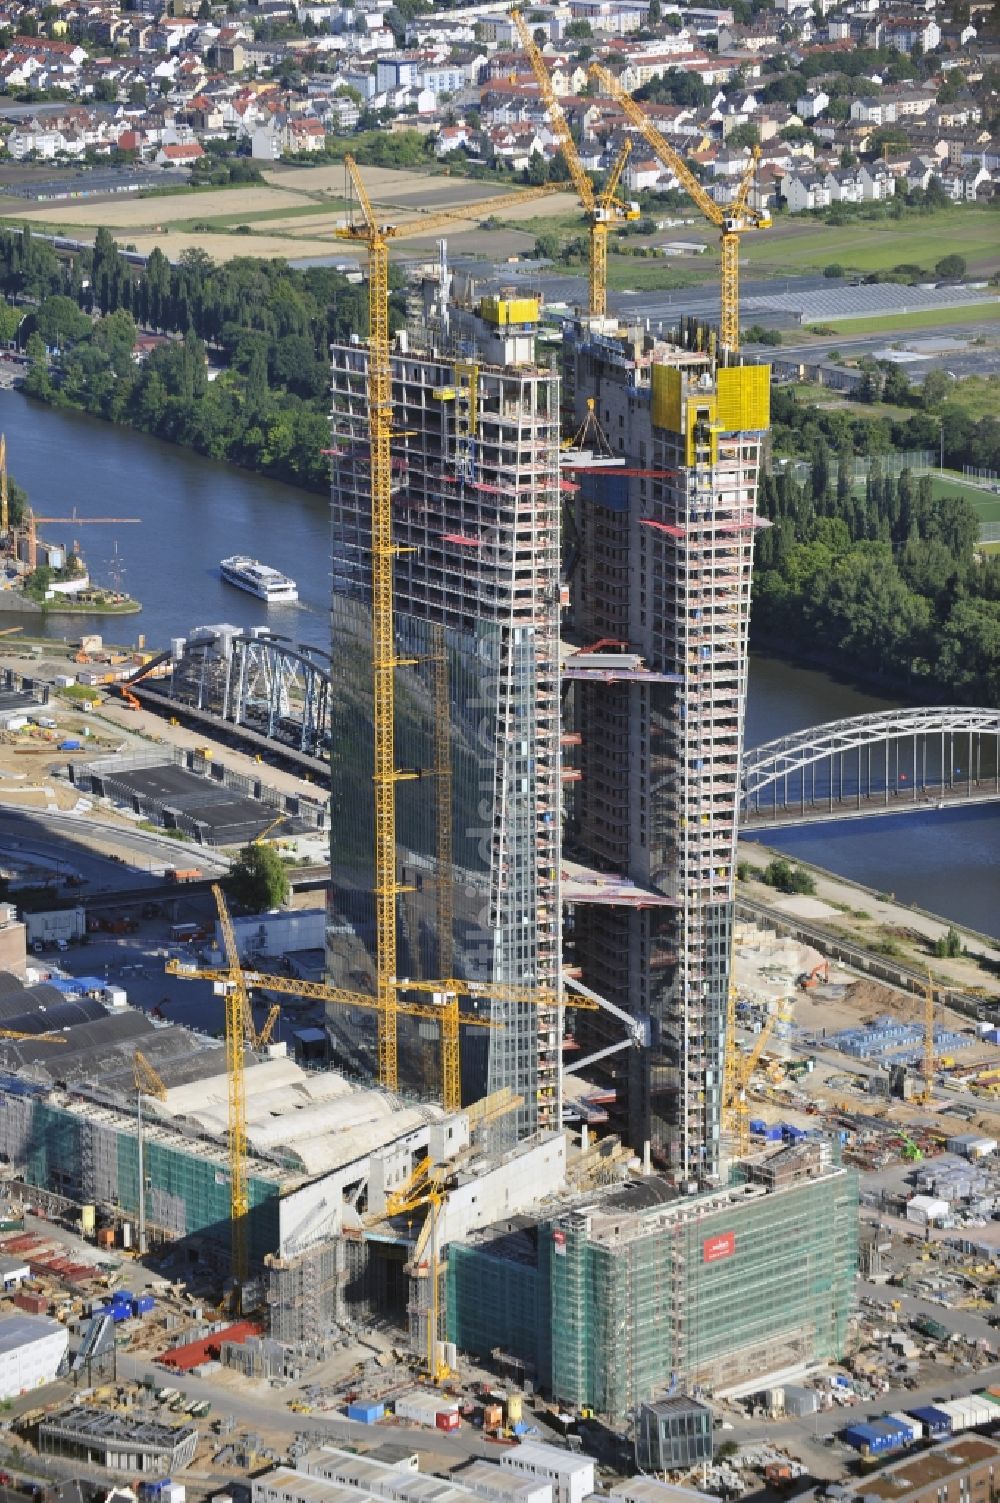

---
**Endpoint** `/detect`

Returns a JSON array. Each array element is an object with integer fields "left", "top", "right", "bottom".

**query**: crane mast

[
  {"left": 589, "top": 63, "right": 769, "bottom": 350},
  {"left": 511, "top": 10, "right": 638, "bottom": 316}
]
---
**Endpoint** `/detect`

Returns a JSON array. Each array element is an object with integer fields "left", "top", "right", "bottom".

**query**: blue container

[
  {"left": 102, "top": 1303, "right": 131, "bottom": 1323},
  {"left": 112, "top": 1289, "right": 135, "bottom": 1306},
  {"left": 876, "top": 1416, "right": 913, "bottom": 1443},
  {"left": 764, "top": 1124, "right": 784, "bottom": 1141},
  {"left": 346, "top": 1401, "right": 384, "bottom": 1424},
  {"left": 843, "top": 1423, "right": 878, "bottom": 1453},
  {"left": 908, "top": 1406, "right": 952, "bottom": 1439},
  {"left": 867, "top": 1420, "right": 907, "bottom": 1451},
  {"left": 749, "top": 1119, "right": 767, "bottom": 1136}
]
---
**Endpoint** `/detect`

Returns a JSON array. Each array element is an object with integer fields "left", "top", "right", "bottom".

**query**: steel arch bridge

[
  {"left": 128, "top": 626, "right": 332, "bottom": 763},
  {"left": 740, "top": 707, "right": 1000, "bottom": 828}
]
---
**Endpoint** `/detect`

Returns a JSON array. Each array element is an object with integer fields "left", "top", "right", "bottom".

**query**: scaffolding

[
  {"left": 564, "top": 324, "right": 767, "bottom": 1181},
  {"left": 329, "top": 330, "right": 563, "bottom": 1141},
  {"left": 573, "top": 1162, "right": 850, "bottom": 1419},
  {"left": 265, "top": 1241, "right": 346, "bottom": 1345}
]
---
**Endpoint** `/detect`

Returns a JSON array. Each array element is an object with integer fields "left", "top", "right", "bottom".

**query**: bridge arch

[{"left": 741, "top": 707, "right": 1000, "bottom": 826}]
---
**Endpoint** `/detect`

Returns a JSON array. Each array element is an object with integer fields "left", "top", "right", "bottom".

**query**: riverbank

[
  {"left": 737, "top": 838, "right": 1000, "bottom": 997},
  {"left": 0, "top": 589, "right": 141, "bottom": 616}
]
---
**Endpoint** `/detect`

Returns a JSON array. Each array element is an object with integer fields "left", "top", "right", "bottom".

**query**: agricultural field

[
  {"left": 745, "top": 204, "right": 1000, "bottom": 279},
  {"left": 807, "top": 301, "right": 1000, "bottom": 336},
  {"left": 0, "top": 165, "right": 578, "bottom": 264}
]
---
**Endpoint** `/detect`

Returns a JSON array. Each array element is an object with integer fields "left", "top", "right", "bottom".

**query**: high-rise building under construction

[
  {"left": 563, "top": 321, "right": 770, "bottom": 1183},
  {"left": 327, "top": 292, "right": 563, "bottom": 1140}
]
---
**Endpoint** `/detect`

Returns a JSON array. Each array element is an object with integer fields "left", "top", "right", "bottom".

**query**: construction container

[
  {"left": 908, "top": 1406, "right": 951, "bottom": 1439},
  {"left": 395, "top": 1390, "right": 456, "bottom": 1427},
  {"left": 113, "top": 1290, "right": 136, "bottom": 1307},
  {"left": 937, "top": 1400, "right": 970, "bottom": 1432},
  {"left": 506, "top": 1393, "right": 523, "bottom": 1425},
  {"left": 133, "top": 1295, "right": 155, "bottom": 1317},
  {"left": 13, "top": 1293, "right": 47, "bottom": 1316},
  {"left": 436, "top": 1410, "right": 460, "bottom": 1432},
  {"left": 96, "top": 1228, "right": 114, "bottom": 1248},
  {"left": 888, "top": 1413, "right": 921, "bottom": 1443},
  {"left": 346, "top": 1402, "right": 384, "bottom": 1424},
  {"left": 482, "top": 1404, "right": 504, "bottom": 1432},
  {"left": 875, "top": 1416, "right": 914, "bottom": 1446},
  {"left": 843, "top": 1422, "right": 898, "bottom": 1455}
]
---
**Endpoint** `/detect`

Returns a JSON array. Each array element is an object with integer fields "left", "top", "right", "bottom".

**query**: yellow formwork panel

[
  {"left": 717, "top": 364, "right": 771, "bottom": 432},
  {"left": 479, "top": 295, "right": 540, "bottom": 326},
  {"left": 651, "top": 363, "right": 684, "bottom": 434}
]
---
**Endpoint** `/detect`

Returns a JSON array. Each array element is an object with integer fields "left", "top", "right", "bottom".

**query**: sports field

[{"left": 807, "top": 301, "right": 1000, "bottom": 337}]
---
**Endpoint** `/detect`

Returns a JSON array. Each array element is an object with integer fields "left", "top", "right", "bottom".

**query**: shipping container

[
  {"left": 843, "top": 1423, "right": 891, "bottom": 1455},
  {"left": 12, "top": 1292, "right": 47, "bottom": 1316},
  {"left": 908, "top": 1406, "right": 952, "bottom": 1439},
  {"left": 936, "top": 1401, "right": 969, "bottom": 1433},
  {"left": 395, "top": 1390, "right": 456, "bottom": 1427},
  {"left": 866, "top": 1420, "right": 908, "bottom": 1452},
  {"left": 874, "top": 1417, "right": 913, "bottom": 1445},
  {"left": 482, "top": 1404, "right": 504, "bottom": 1431},
  {"left": 346, "top": 1402, "right": 384, "bottom": 1425},
  {"left": 436, "top": 1411, "right": 460, "bottom": 1432},
  {"left": 133, "top": 1295, "right": 155, "bottom": 1316},
  {"left": 888, "top": 1413, "right": 922, "bottom": 1443}
]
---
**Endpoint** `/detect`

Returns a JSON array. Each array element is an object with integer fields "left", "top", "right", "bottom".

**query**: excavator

[{"left": 797, "top": 961, "right": 830, "bottom": 990}]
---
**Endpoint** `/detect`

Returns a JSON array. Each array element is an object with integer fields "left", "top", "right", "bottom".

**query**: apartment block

[
  {"left": 328, "top": 297, "right": 562, "bottom": 1137},
  {"left": 562, "top": 321, "right": 769, "bottom": 1181}
]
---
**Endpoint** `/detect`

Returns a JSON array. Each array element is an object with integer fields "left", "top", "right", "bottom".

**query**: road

[
  {"left": 0, "top": 805, "right": 229, "bottom": 884},
  {"left": 112, "top": 1351, "right": 520, "bottom": 1466}
]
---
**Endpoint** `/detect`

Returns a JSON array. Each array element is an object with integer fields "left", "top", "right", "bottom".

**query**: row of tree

[{"left": 2, "top": 226, "right": 392, "bottom": 492}]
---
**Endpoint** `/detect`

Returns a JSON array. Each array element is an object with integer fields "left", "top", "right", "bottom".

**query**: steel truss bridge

[
  {"left": 741, "top": 708, "right": 1000, "bottom": 829},
  {"left": 132, "top": 642, "right": 1000, "bottom": 830},
  {"left": 131, "top": 627, "right": 331, "bottom": 767}
]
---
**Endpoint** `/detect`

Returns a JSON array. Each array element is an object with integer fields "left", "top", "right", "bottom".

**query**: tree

[
  {"left": 727, "top": 123, "right": 759, "bottom": 149},
  {"left": 823, "top": 263, "right": 845, "bottom": 279},
  {"left": 565, "top": 18, "right": 591, "bottom": 37},
  {"left": 935, "top": 253, "right": 966, "bottom": 280},
  {"left": 920, "top": 369, "right": 950, "bottom": 409},
  {"left": 225, "top": 842, "right": 290, "bottom": 912},
  {"left": 35, "top": 295, "right": 91, "bottom": 351},
  {"left": 648, "top": 0, "right": 661, "bottom": 21}
]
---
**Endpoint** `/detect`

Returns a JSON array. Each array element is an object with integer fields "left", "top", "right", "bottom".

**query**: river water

[{"left": 1, "top": 390, "right": 997, "bottom": 937}]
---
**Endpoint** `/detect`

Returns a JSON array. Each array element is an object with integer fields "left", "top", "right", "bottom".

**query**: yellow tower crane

[
  {"left": 922, "top": 972, "right": 935, "bottom": 1105},
  {"left": 588, "top": 64, "right": 771, "bottom": 352},
  {"left": 332, "top": 158, "right": 571, "bottom": 1103},
  {"left": 133, "top": 1049, "right": 166, "bottom": 1257},
  {"left": 510, "top": 9, "right": 639, "bottom": 317},
  {"left": 723, "top": 1011, "right": 775, "bottom": 1158},
  {"left": 0, "top": 434, "right": 8, "bottom": 542}
]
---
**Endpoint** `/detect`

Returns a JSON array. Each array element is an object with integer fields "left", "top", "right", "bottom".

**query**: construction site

[{"left": 6, "top": 49, "right": 1000, "bottom": 1466}]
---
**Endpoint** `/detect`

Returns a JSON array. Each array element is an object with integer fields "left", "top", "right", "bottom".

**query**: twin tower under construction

[{"left": 326, "top": 277, "right": 769, "bottom": 1185}]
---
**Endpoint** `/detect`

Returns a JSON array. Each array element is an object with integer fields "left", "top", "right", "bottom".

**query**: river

[{"left": 1, "top": 390, "right": 998, "bottom": 938}]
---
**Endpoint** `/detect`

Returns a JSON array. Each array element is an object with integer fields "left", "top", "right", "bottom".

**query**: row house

[{"left": 883, "top": 15, "right": 941, "bottom": 51}]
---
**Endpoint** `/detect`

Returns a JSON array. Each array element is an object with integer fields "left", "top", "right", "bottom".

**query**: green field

[
  {"left": 745, "top": 205, "right": 1000, "bottom": 278},
  {"left": 807, "top": 301, "right": 1000, "bottom": 336}
]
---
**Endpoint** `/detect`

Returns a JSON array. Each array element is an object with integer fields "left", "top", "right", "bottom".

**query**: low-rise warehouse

[
  {"left": 0, "top": 970, "right": 451, "bottom": 1270},
  {"left": 37, "top": 1407, "right": 198, "bottom": 1474},
  {"left": 0, "top": 1313, "right": 68, "bottom": 1399}
]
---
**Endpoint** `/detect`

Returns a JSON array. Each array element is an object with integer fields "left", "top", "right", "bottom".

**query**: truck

[{"left": 165, "top": 868, "right": 203, "bottom": 884}]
